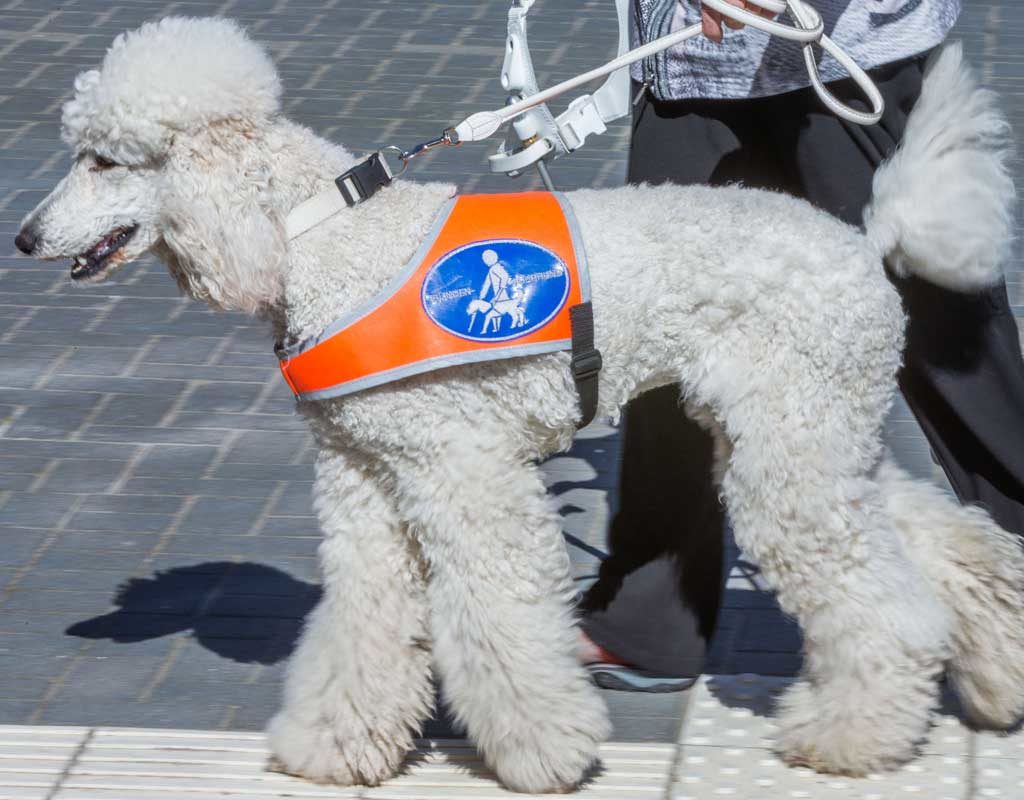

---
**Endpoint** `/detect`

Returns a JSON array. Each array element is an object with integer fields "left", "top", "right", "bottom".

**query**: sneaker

[
  {"left": 577, "top": 631, "right": 697, "bottom": 693},
  {"left": 586, "top": 662, "right": 697, "bottom": 693}
]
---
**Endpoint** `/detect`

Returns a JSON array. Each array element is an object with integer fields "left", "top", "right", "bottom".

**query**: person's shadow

[{"left": 66, "top": 561, "right": 322, "bottom": 665}]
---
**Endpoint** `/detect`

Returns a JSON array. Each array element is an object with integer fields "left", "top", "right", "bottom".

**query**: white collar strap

[{"left": 286, "top": 150, "right": 401, "bottom": 240}]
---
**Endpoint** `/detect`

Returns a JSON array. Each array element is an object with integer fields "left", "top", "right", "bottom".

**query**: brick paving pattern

[{"left": 0, "top": 0, "right": 1021, "bottom": 755}]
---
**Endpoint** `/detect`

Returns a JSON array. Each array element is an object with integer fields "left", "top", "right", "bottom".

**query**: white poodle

[{"left": 16, "top": 17, "right": 1024, "bottom": 793}]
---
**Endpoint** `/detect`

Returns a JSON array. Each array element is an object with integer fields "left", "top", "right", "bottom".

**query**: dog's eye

[{"left": 90, "top": 155, "right": 120, "bottom": 172}]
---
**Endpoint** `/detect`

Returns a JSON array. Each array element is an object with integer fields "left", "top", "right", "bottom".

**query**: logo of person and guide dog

[{"left": 421, "top": 240, "right": 571, "bottom": 342}]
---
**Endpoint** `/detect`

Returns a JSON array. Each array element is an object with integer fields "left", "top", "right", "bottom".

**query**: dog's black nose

[{"left": 14, "top": 228, "right": 37, "bottom": 255}]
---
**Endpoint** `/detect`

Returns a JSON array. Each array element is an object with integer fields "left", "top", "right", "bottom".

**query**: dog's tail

[
  {"left": 879, "top": 457, "right": 1024, "bottom": 729},
  {"left": 864, "top": 42, "right": 1016, "bottom": 291}
]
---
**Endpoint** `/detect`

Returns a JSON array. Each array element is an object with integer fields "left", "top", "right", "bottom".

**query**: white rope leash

[{"left": 455, "top": 0, "right": 883, "bottom": 144}]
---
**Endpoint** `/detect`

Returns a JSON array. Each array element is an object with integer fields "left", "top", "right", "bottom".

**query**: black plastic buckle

[
  {"left": 570, "top": 348, "right": 603, "bottom": 380},
  {"left": 335, "top": 152, "right": 395, "bottom": 207}
]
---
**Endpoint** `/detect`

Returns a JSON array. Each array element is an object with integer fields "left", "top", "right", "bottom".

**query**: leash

[{"left": 286, "top": 0, "right": 883, "bottom": 240}]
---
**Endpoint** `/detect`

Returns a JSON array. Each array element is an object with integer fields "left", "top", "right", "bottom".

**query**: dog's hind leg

[
  {"left": 267, "top": 446, "right": 433, "bottom": 786},
  {"left": 879, "top": 458, "right": 1024, "bottom": 729},
  {"left": 390, "top": 430, "right": 610, "bottom": 793},
  {"left": 699, "top": 362, "right": 951, "bottom": 775}
]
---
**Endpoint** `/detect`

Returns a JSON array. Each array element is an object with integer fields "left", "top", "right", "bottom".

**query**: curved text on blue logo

[{"left": 421, "top": 239, "right": 571, "bottom": 343}]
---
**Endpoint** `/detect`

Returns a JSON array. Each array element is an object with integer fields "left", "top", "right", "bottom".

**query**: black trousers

[{"left": 579, "top": 56, "right": 1024, "bottom": 677}]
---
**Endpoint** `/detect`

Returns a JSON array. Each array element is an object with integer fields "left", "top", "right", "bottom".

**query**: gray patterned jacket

[{"left": 633, "top": 0, "right": 961, "bottom": 100}]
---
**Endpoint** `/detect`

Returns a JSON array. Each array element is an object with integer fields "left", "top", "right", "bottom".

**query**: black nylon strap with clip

[
  {"left": 335, "top": 152, "right": 395, "bottom": 207},
  {"left": 569, "top": 302, "right": 602, "bottom": 429}
]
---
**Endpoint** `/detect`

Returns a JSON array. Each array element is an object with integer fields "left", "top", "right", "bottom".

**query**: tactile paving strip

[
  {"left": 1, "top": 726, "right": 675, "bottom": 800},
  {"left": 975, "top": 758, "right": 1024, "bottom": 798},
  {"left": 0, "top": 726, "right": 86, "bottom": 800},
  {"left": 2, "top": 674, "right": 1019, "bottom": 800},
  {"left": 674, "top": 676, "right": 975, "bottom": 799},
  {"left": 683, "top": 675, "right": 971, "bottom": 756},
  {"left": 673, "top": 748, "right": 968, "bottom": 800}
]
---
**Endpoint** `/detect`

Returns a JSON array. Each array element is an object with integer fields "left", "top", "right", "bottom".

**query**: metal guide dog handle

[{"left": 455, "top": 0, "right": 884, "bottom": 146}]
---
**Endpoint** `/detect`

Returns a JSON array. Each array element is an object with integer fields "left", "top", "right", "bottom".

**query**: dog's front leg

[
  {"left": 267, "top": 446, "right": 432, "bottom": 786},
  {"left": 391, "top": 434, "right": 610, "bottom": 793}
]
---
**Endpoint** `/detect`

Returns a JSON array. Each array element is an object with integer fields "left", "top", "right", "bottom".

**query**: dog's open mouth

[{"left": 70, "top": 224, "right": 138, "bottom": 281}]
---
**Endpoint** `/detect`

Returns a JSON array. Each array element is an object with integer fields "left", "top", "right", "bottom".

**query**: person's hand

[{"left": 701, "top": 0, "right": 777, "bottom": 43}]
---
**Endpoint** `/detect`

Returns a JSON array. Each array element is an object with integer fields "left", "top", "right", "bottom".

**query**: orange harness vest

[{"left": 276, "top": 192, "right": 598, "bottom": 412}]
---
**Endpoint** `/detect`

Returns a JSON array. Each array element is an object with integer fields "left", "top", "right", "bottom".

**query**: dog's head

[{"left": 16, "top": 17, "right": 287, "bottom": 314}]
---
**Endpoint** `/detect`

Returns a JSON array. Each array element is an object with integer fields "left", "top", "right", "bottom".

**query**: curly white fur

[
  {"left": 865, "top": 42, "right": 1017, "bottom": 290},
  {"left": 62, "top": 17, "right": 281, "bottom": 165},
  {"left": 18, "top": 17, "right": 1024, "bottom": 793}
]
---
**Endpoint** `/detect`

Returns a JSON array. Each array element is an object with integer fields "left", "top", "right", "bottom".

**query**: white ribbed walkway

[{"left": 4, "top": 675, "right": 1020, "bottom": 800}]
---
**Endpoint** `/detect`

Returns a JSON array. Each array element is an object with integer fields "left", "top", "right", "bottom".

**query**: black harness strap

[{"left": 569, "top": 302, "right": 602, "bottom": 429}]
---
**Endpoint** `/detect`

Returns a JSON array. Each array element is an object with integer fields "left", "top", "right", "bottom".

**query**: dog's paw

[
  {"left": 483, "top": 685, "right": 608, "bottom": 793},
  {"left": 266, "top": 711, "right": 408, "bottom": 786},
  {"left": 951, "top": 657, "right": 1024, "bottom": 731},
  {"left": 774, "top": 680, "right": 922, "bottom": 776},
  {"left": 482, "top": 697, "right": 609, "bottom": 793},
  {"left": 487, "top": 734, "right": 600, "bottom": 794},
  {"left": 777, "top": 726, "right": 914, "bottom": 777}
]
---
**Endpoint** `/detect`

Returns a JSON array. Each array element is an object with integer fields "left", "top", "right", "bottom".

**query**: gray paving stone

[
  {"left": 54, "top": 528, "right": 157, "bottom": 557},
  {"left": 0, "top": 439, "right": 134, "bottom": 461},
  {"left": 77, "top": 424, "right": 232, "bottom": 446},
  {"left": 32, "top": 699, "right": 227, "bottom": 729},
  {"left": 0, "top": 492, "right": 77, "bottom": 528},
  {"left": 55, "top": 345, "right": 137, "bottom": 376},
  {"left": 0, "top": 356, "right": 55, "bottom": 390},
  {"left": 179, "top": 497, "right": 267, "bottom": 534},
  {"left": 0, "top": 530, "right": 47, "bottom": 567},
  {"left": 63, "top": 511, "right": 171, "bottom": 534},
  {"left": 0, "top": 631, "right": 85, "bottom": 659},
  {"left": 180, "top": 382, "right": 265, "bottom": 414},
  {"left": 93, "top": 395, "right": 177, "bottom": 427},
  {"left": 211, "top": 462, "right": 315, "bottom": 482},
  {"left": 159, "top": 534, "right": 319, "bottom": 560},
  {"left": 0, "top": 472, "right": 36, "bottom": 491},
  {"left": 131, "top": 362, "right": 272, "bottom": 383},
  {"left": 0, "top": 588, "right": 116, "bottom": 614},
  {"left": 77, "top": 494, "right": 185, "bottom": 515},
  {"left": 0, "top": 700, "right": 45, "bottom": 722},
  {"left": 268, "top": 487, "right": 317, "bottom": 517},
  {"left": 223, "top": 431, "right": 309, "bottom": 465},
  {"left": 34, "top": 549, "right": 148, "bottom": 574},
  {"left": 257, "top": 517, "right": 320, "bottom": 537},
  {"left": 131, "top": 446, "right": 219, "bottom": 478},
  {"left": 167, "top": 411, "right": 307, "bottom": 433},
  {"left": 36, "top": 459, "right": 124, "bottom": 494}
]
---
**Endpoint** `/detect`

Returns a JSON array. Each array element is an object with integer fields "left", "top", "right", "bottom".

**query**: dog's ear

[{"left": 159, "top": 122, "right": 286, "bottom": 316}]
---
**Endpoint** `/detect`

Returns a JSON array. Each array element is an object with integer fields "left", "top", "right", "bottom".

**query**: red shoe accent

[{"left": 588, "top": 642, "right": 632, "bottom": 668}]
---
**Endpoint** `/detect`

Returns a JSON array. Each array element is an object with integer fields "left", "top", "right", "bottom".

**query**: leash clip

[
  {"left": 401, "top": 127, "right": 461, "bottom": 164},
  {"left": 330, "top": 128, "right": 461, "bottom": 210}
]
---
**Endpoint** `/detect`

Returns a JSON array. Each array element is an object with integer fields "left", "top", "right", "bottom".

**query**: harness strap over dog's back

[{"left": 277, "top": 192, "right": 602, "bottom": 427}]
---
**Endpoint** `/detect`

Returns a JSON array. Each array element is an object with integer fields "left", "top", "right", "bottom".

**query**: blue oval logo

[{"left": 421, "top": 239, "right": 571, "bottom": 342}]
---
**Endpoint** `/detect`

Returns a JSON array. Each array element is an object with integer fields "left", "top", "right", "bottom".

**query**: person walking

[{"left": 578, "top": 0, "right": 1024, "bottom": 692}]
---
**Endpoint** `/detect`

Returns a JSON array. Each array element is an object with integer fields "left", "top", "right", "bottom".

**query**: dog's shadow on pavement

[{"left": 66, "top": 561, "right": 321, "bottom": 665}]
